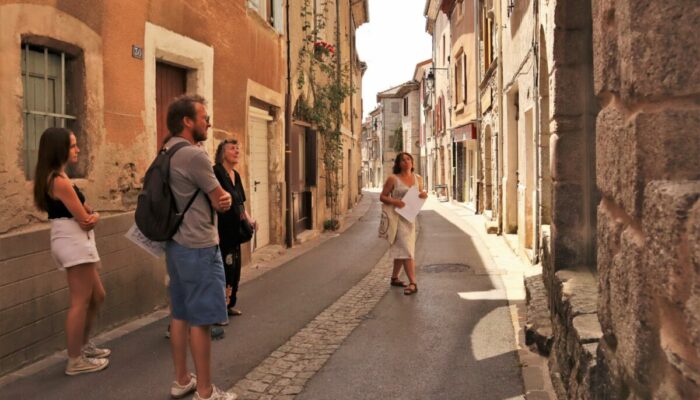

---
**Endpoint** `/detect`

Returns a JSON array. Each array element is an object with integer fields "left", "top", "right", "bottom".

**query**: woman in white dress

[{"left": 379, "top": 152, "right": 428, "bottom": 295}]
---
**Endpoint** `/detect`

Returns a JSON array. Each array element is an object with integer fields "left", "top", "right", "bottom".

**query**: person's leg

[
  {"left": 166, "top": 241, "right": 196, "bottom": 386},
  {"left": 170, "top": 318, "right": 191, "bottom": 386},
  {"left": 404, "top": 258, "right": 417, "bottom": 283},
  {"left": 190, "top": 325, "right": 213, "bottom": 397},
  {"left": 403, "top": 258, "right": 418, "bottom": 295},
  {"left": 229, "top": 245, "right": 242, "bottom": 310},
  {"left": 65, "top": 264, "right": 96, "bottom": 358},
  {"left": 182, "top": 245, "right": 226, "bottom": 397},
  {"left": 82, "top": 263, "right": 106, "bottom": 345},
  {"left": 391, "top": 259, "right": 403, "bottom": 279},
  {"left": 220, "top": 245, "right": 234, "bottom": 309}
]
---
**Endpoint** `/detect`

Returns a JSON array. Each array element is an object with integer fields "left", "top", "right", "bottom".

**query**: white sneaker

[
  {"left": 171, "top": 373, "right": 197, "bottom": 398},
  {"left": 193, "top": 385, "right": 238, "bottom": 400},
  {"left": 65, "top": 355, "right": 109, "bottom": 376},
  {"left": 82, "top": 341, "right": 111, "bottom": 358}
]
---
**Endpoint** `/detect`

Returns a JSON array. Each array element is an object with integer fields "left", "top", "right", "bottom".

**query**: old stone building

[
  {"left": 287, "top": 0, "right": 368, "bottom": 237},
  {"left": 413, "top": 60, "right": 432, "bottom": 188},
  {"left": 477, "top": 0, "right": 500, "bottom": 224},
  {"left": 426, "top": 0, "right": 700, "bottom": 398},
  {"left": 424, "top": 0, "right": 453, "bottom": 199},
  {"left": 376, "top": 84, "right": 407, "bottom": 181},
  {"left": 0, "top": 0, "right": 370, "bottom": 377},
  {"left": 0, "top": 0, "right": 287, "bottom": 375},
  {"left": 400, "top": 80, "right": 422, "bottom": 175}
]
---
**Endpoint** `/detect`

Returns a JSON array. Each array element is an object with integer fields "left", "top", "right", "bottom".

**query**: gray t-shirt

[{"left": 165, "top": 137, "right": 220, "bottom": 248}]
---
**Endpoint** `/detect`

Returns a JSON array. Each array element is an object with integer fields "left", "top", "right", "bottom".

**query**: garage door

[{"left": 248, "top": 106, "right": 272, "bottom": 249}]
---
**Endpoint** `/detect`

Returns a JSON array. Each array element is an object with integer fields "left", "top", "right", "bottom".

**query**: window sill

[{"left": 247, "top": 7, "right": 281, "bottom": 36}]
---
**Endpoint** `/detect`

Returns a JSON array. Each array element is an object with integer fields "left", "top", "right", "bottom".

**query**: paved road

[
  {"left": 2, "top": 196, "right": 388, "bottom": 399},
  {"left": 2, "top": 194, "right": 524, "bottom": 399},
  {"left": 298, "top": 205, "right": 524, "bottom": 400}
]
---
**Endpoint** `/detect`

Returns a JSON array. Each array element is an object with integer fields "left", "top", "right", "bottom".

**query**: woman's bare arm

[
  {"left": 51, "top": 176, "right": 96, "bottom": 230},
  {"left": 380, "top": 176, "right": 405, "bottom": 208}
]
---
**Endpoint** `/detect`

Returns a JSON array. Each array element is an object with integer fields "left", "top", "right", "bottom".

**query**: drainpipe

[
  {"left": 532, "top": 0, "right": 541, "bottom": 263},
  {"left": 284, "top": 0, "right": 293, "bottom": 247},
  {"left": 496, "top": 0, "right": 504, "bottom": 234},
  {"left": 474, "top": 0, "right": 482, "bottom": 213}
]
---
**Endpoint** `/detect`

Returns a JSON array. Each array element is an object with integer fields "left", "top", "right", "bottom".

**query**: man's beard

[{"left": 193, "top": 128, "right": 207, "bottom": 142}]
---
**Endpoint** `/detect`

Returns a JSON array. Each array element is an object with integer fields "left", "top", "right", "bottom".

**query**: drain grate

[{"left": 420, "top": 263, "right": 471, "bottom": 273}]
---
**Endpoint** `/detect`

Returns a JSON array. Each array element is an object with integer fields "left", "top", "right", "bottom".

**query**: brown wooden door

[
  {"left": 156, "top": 62, "right": 187, "bottom": 149},
  {"left": 291, "top": 124, "right": 314, "bottom": 233}
]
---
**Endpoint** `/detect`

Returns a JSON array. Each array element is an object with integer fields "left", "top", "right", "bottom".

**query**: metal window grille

[{"left": 21, "top": 44, "right": 76, "bottom": 179}]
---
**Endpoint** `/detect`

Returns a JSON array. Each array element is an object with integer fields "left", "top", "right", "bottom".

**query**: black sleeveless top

[{"left": 46, "top": 185, "right": 85, "bottom": 219}]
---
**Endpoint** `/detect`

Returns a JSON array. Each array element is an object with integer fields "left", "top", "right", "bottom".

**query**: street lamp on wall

[{"left": 425, "top": 67, "right": 449, "bottom": 93}]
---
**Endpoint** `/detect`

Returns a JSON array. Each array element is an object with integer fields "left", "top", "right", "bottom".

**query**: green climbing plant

[
  {"left": 296, "top": 0, "right": 354, "bottom": 229},
  {"left": 393, "top": 127, "right": 404, "bottom": 152}
]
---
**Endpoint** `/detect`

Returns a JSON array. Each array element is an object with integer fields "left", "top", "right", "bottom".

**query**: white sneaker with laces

[
  {"left": 65, "top": 355, "right": 109, "bottom": 376},
  {"left": 82, "top": 341, "right": 111, "bottom": 359},
  {"left": 193, "top": 385, "right": 238, "bottom": 400},
  {"left": 171, "top": 373, "right": 197, "bottom": 398}
]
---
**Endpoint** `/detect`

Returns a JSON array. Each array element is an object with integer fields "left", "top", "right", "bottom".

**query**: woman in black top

[
  {"left": 213, "top": 139, "right": 256, "bottom": 320},
  {"left": 33, "top": 128, "right": 110, "bottom": 376}
]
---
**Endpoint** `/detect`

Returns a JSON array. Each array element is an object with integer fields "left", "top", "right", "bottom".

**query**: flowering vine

[{"left": 296, "top": 0, "right": 354, "bottom": 229}]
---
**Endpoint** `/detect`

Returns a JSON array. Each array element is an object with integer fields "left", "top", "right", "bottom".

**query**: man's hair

[{"left": 166, "top": 94, "right": 206, "bottom": 135}]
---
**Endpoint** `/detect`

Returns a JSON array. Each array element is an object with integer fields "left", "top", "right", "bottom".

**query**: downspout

[
  {"left": 474, "top": 0, "right": 482, "bottom": 213},
  {"left": 496, "top": 0, "right": 504, "bottom": 234},
  {"left": 335, "top": 0, "right": 342, "bottom": 217},
  {"left": 532, "top": 0, "right": 541, "bottom": 263},
  {"left": 285, "top": 0, "right": 294, "bottom": 247}
]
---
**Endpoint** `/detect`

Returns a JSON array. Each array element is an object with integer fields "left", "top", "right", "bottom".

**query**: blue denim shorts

[{"left": 166, "top": 241, "right": 227, "bottom": 326}]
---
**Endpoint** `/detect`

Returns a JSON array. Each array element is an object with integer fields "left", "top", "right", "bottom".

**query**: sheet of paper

[
  {"left": 125, "top": 223, "right": 165, "bottom": 258},
  {"left": 394, "top": 186, "right": 426, "bottom": 223}
]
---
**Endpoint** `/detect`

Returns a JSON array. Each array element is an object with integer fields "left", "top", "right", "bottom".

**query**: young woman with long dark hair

[
  {"left": 33, "top": 127, "right": 110, "bottom": 375},
  {"left": 379, "top": 152, "right": 428, "bottom": 295}
]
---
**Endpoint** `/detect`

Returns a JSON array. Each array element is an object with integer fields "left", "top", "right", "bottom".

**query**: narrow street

[{"left": 0, "top": 192, "right": 531, "bottom": 399}]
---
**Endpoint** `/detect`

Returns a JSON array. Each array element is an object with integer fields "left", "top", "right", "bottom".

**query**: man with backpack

[{"left": 157, "top": 94, "right": 236, "bottom": 400}]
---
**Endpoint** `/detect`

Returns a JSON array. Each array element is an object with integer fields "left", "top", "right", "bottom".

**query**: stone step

[{"left": 525, "top": 274, "right": 554, "bottom": 356}]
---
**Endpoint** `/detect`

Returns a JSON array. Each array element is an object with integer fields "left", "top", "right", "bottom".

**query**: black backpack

[{"left": 135, "top": 141, "right": 200, "bottom": 241}]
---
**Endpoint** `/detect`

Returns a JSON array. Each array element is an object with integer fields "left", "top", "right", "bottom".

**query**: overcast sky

[{"left": 356, "top": 0, "right": 432, "bottom": 119}]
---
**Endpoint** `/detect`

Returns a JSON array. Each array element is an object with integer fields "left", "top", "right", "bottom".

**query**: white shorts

[{"left": 50, "top": 218, "right": 100, "bottom": 270}]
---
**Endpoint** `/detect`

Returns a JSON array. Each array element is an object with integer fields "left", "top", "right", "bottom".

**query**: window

[
  {"left": 482, "top": 12, "right": 494, "bottom": 71},
  {"left": 463, "top": 53, "right": 468, "bottom": 104},
  {"left": 454, "top": 51, "right": 464, "bottom": 105},
  {"left": 21, "top": 44, "right": 78, "bottom": 179},
  {"left": 442, "top": 35, "right": 446, "bottom": 66},
  {"left": 403, "top": 97, "right": 409, "bottom": 116},
  {"left": 249, "top": 0, "right": 283, "bottom": 32}
]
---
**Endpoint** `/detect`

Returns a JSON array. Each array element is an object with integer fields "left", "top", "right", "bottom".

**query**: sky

[{"left": 356, "top": 0, "right": 432, "bottom": 119}]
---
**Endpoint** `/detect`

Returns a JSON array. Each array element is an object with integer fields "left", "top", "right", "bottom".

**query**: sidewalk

[{"left": 435, "top": 200, "right": 556, "bottom": 400}]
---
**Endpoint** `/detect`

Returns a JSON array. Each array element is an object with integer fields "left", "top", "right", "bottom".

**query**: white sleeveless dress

[{"left": 389, "top": 174, "right": 418, "bottom": 259}]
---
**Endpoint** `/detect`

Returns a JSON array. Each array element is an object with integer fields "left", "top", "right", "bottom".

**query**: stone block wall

[
  {"left": 593, "top": 0, "right": 700, "bottom": 398},
  {"left": 0, "top": 213, "right": 167, "bottom": 376}
]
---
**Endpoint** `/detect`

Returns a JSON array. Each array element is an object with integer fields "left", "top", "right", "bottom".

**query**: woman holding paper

[{"left": 380, "top": 152, "right": 428, "bottom": 295}]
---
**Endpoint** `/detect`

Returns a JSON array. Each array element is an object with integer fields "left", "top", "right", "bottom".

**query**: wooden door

[{"left": 156, "top": 62, "right": 187, "bottom": 149}]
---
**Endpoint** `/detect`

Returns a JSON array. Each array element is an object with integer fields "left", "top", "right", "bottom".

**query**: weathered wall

[
  {"left": 593, "top": 0, "right": 700, "bottom": 398},
  {"left": 380, "top": 98, "right": 402, "bottom": 180},
  {"left": 0, "top": 0, "right": 285, "bottom": 375}
]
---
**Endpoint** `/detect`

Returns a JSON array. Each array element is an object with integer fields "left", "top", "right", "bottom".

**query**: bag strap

[{"left": 163, "top": 140, "right": 205, "bottom": 219}]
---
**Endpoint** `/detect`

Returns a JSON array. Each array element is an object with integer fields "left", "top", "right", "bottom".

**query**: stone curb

[
  {"left": 228, "top": 251, "right": 394, "bottom": 400},
  {"left": 0, "top": 193, "right": 375, "bottom": 388}
]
